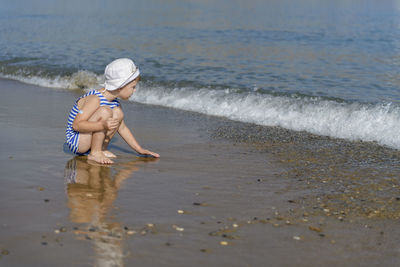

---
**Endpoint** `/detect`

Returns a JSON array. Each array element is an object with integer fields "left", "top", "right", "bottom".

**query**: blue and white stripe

[{"left": 65, "top": 90, "right": 120, "bottom": 154}]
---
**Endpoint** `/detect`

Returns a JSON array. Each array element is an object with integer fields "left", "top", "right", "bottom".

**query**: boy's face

[{"left": 119, "top": 78, "right": 140, "bottom": 100}]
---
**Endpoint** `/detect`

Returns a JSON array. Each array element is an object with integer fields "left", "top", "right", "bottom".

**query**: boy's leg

[
  {"left": 78, "top": 106, "right": 114, "bottom": 164},
  {"left": 102, "top": 107, "right": 124, "bottom": 158}
]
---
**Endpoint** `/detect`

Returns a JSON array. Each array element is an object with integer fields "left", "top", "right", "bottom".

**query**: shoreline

[{"left": 1, "top": 78, "right": 400, "bottom": 266}]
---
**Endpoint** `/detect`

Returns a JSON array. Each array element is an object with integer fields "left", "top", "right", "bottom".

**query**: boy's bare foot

[
  {"left": 103, "top": 150, "right": 117, "bottom": 158},
  {"left": 88, "top": 151, "right": 114, "bottom": 164}
]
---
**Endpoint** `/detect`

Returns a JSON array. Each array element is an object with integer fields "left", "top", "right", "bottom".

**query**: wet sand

[{"left": 1, "top": 79, "right": 400, "bottom": 266}]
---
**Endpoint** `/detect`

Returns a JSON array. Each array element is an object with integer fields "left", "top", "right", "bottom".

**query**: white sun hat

[{"left": 104, "top": 58, "right": 140, "bottom": 91}]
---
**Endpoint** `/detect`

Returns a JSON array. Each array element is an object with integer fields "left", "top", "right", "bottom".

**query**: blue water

[{"left": 2, "top": 0, "right": 400, "bottom": 148}]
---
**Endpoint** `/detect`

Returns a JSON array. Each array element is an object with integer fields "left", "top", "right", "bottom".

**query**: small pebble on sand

[
  {"left": 220, "top": 241, "right": 229, "bottom": 246},
  {"left": 127, "top": 230, "right": 136, "bottom": 235},
  {"left": 293, "top": 236, "right": 302, "bottom": 241},
  {"left": 172, "top": 225, "right": 184, "bottom": 231},
  {"left": 308, "top": 226, "right": 322, "bottom": 232}
]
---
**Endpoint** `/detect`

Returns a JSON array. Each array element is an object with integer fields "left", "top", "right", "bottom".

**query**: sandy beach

[{"left": 1, "top": 78, "right": 400, "bottom": 266}]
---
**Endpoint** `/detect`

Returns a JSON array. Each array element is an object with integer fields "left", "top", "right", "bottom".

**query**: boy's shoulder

[
  {"left": 78, "top": 93, "right": 101, "bottom": 106},
  {"left": 85, "top": 94, "right": 101, "bottom": 103}
]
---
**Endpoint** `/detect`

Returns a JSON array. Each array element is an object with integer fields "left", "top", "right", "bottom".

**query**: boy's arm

[
  {"left": 72, "top": 96, "right": 118, "bottom": 133},
  {"left": 118, "top": 120, "right": 160, "bottom": 158}
]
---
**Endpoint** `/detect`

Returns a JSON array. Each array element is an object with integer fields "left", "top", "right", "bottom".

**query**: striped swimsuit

[{"left": 65, "top": 90, "right": 120, "bottom": 154}]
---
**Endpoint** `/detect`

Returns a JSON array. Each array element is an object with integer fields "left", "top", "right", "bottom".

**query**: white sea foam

[
  {"left": 0, "top": 70, "right": 103, "bottom": 90},
  {"left": 2, "top": 71, "right": 400, "bottom": 149},
  {"left": 133, "top": 85, "right": 400, "bottom": 149}
]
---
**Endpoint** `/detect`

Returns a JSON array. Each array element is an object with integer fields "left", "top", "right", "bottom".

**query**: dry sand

[{"left": 1, "top": 79, "right": 399, "bottom": 266}]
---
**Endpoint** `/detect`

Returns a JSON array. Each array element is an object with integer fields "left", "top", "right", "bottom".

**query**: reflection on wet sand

[{"left": 64, "top": 156, "right": 157, "bottom": 267}]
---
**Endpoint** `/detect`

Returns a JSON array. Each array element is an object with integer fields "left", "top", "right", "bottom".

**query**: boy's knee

[
  {"left": 112, "top": 107, "right": 124, "bottom": 121},
  {"left": 97, "top": 106, "right": 113, "bottom": 120}
]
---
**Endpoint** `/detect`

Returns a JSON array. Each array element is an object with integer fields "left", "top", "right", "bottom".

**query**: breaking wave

[
  {"left": 134, "top": 85, "right": 400, "bottom": 149},
  {"left": 2, "top": 69, "right": 400, "bottom": 149},
  {"left": 0, "top": 69, "right": 102, "bottom": 90}
]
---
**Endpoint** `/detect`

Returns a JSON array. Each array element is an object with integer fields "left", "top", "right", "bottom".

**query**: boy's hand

[
  {"left": 103, "top": 118, "right": 119, "bottom": 130},
  {"left": 139, "top": 149, "right": 160, "bottom": 158}
]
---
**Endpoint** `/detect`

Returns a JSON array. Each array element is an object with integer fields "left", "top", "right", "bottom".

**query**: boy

[{"left": 65, "top": 58, "right": 160, "bottom": 164}]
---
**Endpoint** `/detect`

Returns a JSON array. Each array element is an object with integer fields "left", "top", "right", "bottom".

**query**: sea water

[{"left": 2, "top": 0, "right": 400, "bottom": 148}]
